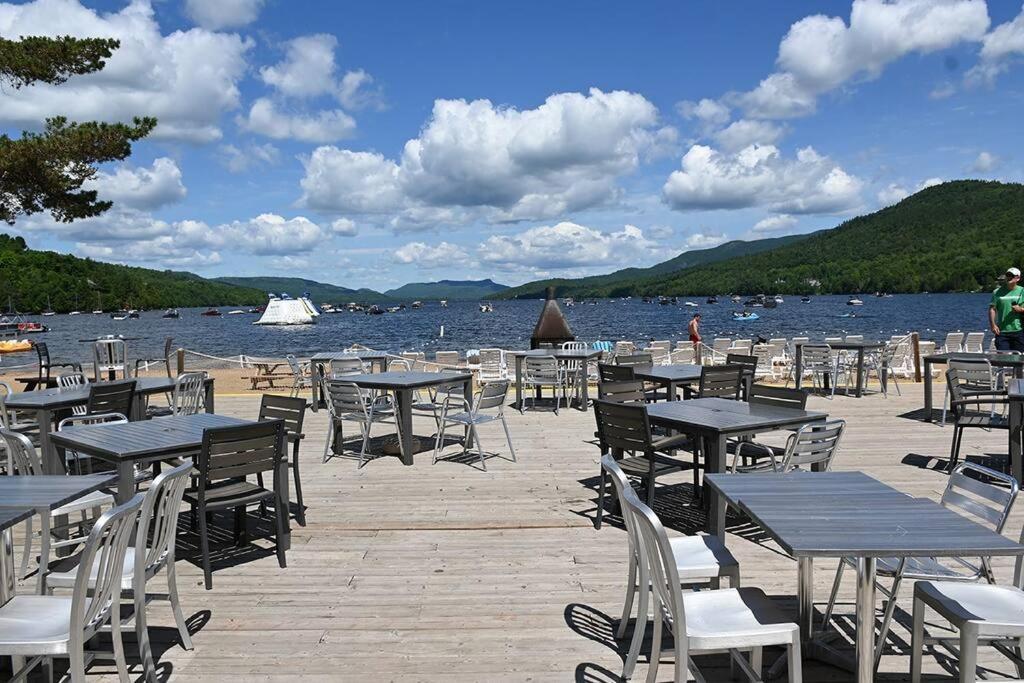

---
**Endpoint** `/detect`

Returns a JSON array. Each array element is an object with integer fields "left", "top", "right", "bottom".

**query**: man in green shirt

[{"left": 989, "top": 267, "right": 1024, "bottom": 351}]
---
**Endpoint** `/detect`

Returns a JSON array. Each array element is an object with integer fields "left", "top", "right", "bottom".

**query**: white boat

[
  {"left": 773, "top": 295, "right": 784, "bottom": 304},
  {"left": 253, "top": 293, "right": 320, "bottom": 325},
  {"left": 847, "top": 296, "right": 864, "bottom": 306},
  {"left": 683, "top": 301, "right": 699, "bottom": 307},
  {"left": 68, "top": 311, "right": 82, "bottom": 316},
  {"left": 411, "top": 301, "right": 423, "bottom": 308},
  {"left": 479, "top": 303, "right": 494, "bottom": 313},
  {"left": 227, "top": 310, "right": 245, "bottom": 315},
  {"left": 440, "top": 300, "right": 448, "bottom": 308}
]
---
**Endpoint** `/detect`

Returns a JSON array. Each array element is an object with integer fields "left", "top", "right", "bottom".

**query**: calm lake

[{"left": 2, "top": 293, "right": 994, "bottom": 364}]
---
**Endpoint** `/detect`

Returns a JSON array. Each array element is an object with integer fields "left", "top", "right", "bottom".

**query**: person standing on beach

[
  {"left": 989, "top": 267, "right": 1024, "bottom": 351},
  {"left": 688, "top": 313, "right": 702, "bottom": 359}
]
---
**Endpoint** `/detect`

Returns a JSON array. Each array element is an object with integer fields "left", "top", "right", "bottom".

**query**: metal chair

[
  {"left": 478, "top": 348, "right": 506, "bottom": 383},
  {"left": 697, "top": 364, "right": 744, "bottom": 400},
  {"left": 0, "top": 427, "right": 115, "bottom": 593},
  {"left": 911, "top": 519, "right": 1024, "bottom": 682},
  {"left": 600, "top": 454, "right": 740, "bottom": 680},
  {"left": 86, "top": 379, "right": 136, "bottom": 420},
  {"left": 0, "top": 492, "right": 143, "bottom": 683},
  {"left": 93, "top": 338, "right": 129, "bottom": 381},
  {"left": 942, "top": 357, "right": 996, "bottom": 426},
  {"left": 615, "top": 353, "right": 653, "bottom": 367},
  {"left": 33, "top": 341, "right": 82, "bottom": 389},
  {"left": 732, "top": 419, "right": 845, "bottom": 473},
  {"left": 322, "top": 380, "right": 400, "bottom": 467},
  {"left": 624, "top": 485, "right": 803, "bottom": 683},
  {"left": 56, "top": 372, "right": 89, "bottom": 417},
  {"left": 863, "top": 341, "right": 903, "bottom": 397},
  {"left": 330, "top": 356, "right": 366, "bottom": 377},
  {"left": 433, "top": 380, "right": 515, "bottom": 470},
  {"left": 593, "top": 400, "right": 690, "bottom": 528},
  {"left": 797, "top": 344, "right": 834, "bottom": 395},
  {"left": 522, "top": 356, "right": 567, "bottom": 414},
  {"left": 258, "top": 394, "right": 308, "bottom": 526},
  {"left": 183, "top": 421, "right": 288, "bottom": 589},
  {"left": 285, "top": 354, "right": 313, "bottom": 398},
  {"left": 57, "top": 412, "right": 128, "bottom": 475},
  {"left": 598, "top": 362, "right": 635, "bottom": 383},
  {"left": 946, "top": 365, "right": 1008, "bottom": 470},
  {"left": 824, "top": 461, "right": 1018, "bottom": 669},
  {"left": 47, "top": 460, "right": 195, "bottom": 680},
  {"left": 134, "top": 336, "right": 174, "bottom": 378},
  {"left": 0, "top": 380, "right": 38, "bottom": 437},
  {"left": 148, "top": 371, "right": 206, "bottom": 418}
]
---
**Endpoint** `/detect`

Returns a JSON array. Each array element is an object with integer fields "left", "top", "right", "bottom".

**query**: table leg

[
  {"left": 579, "top": 365, "right": 590, "bottom": 411},
  {"left": 924, "top": 359, "right": 934, "bottom": 422},
  {"left": 795, "top": 344, "right": 803, "bottom": 390},
  {"left": 462, "top": 377, "right": 475, "bottom": 448},
  {"left": 855, "top": 557, "right": 877, "bottom": 683},
  {"left": 667, "top": 380, "right": 677, "bottom": 401},
  {"left": 515, "top": 356, "right": 524, "bottom": 413},
  {"left": 1011, "top": 397, "right": 1023, "bottom": 485},
  {"left": 0, "top": 528, "right": 12, "bottom": 605},
  {"left": 36, "top": 408, "right": 59, "bottom": 474},
  {"left": 278, "top": 453, "right": 291, "bottom": 550},
  {"left": 855, "top": 348, "right": 865, "bottom": 398},
  {"left": 116, "top": 460, "right": 135, "bottom": 504},
  {"left": 204, "top": 380, "right": 215, "bottom": 413},
  {"left": 798, "top": 557, "right": 814, "bottom": 642},
  {"left": 311, "top": 363, "right": 322, "bottom": 412},
  {"left": 395, "top": 389, "right": 414, "bottom": 466},
  {"left": 705, "top": 433, "right": 728, "bottom": 538}
]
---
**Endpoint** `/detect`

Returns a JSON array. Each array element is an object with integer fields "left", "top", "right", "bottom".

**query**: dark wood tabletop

[
  {"left": 925, "top": 351, "right": 1024, "bottom": 366},
  {"left": 509, "top": 349, "right": 602, "bottom": 359},
  {"left": 646, "top": 397, "right": 826, "bottom": 434},
  {"left": 0, "top": 506, "right": 34, "bottom": 531},
  {"left": 3, "top": 376, "right": 213, "bottom": 410},
  {"left": 336, "top": 371, "right": 472, "bottom": 390},
  {"left": 0, "top": 475, "right": 118, "bottom": 511},
  {"left": 706, "top": 471, "right": 1024, "bottom": 558},
  {"left": 50, "top": 413, "right": 250, "bottom": 462},
  {"left": 632, "top": 364, "right": 702, "bottom": 384}
]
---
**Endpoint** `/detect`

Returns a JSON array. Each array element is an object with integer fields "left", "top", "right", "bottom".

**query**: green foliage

[
  {"left": 0, "top": 35, "right": 156, "bottom": 224},
  {"left": 213, "top": 277, "right": 390, "bottom": 304},
  {"left": 494, "top": 180, "right": 1024, "bottom": 298},
  {"left": 0, "top": 234, "right": 264, "bottom": 312},
  {"left": 385, "top": 279, "right": 508, "bottom": 300}
]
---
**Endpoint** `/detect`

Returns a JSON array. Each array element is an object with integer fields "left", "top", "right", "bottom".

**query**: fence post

[
  {"left": 176, "top": 348, "right": 185, "bottom": 376},
  {"left": 912, "top": 332, "right": 922, "bottom": 383}
]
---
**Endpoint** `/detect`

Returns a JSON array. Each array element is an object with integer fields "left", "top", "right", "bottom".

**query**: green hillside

[
  {"left": 214, "top": 276, "right": 389, "bottom": 303},
  {"left": 385, "top": 279, "right": 508, "bottom": 300},
  {"left": 643, "top": 180, "right": 1024, "bottom": 296},
  {"left": 0, "top": 234, "right": 263, "bottom": 312},
  {"left": 492, "top": 232, "right": 813, "bottom": 299}
]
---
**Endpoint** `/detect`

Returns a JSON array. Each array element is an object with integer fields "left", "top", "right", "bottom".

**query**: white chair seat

[
  {"left": 0, "top": 595, "right": 74, "bottom": 655},
  {"left": 670, "top": 534, "right": 739, "bottom": 581},
  {"left": 915, "top": 581, "right": 1024, "bottom": 637},
  {"left": 53, "top": 489, "right": 114, "bottom": 517},
  {"left": 682, "top": 587, "right": 800, "bottom": 650},
  {"left": 47, "top": 547, "right": 152, "bottom": 591}
]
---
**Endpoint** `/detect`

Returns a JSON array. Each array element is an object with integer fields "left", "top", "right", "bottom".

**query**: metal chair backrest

[
  {"left": 593, "top": 399, "right": 653, "bottom": 456},
  {"left": 86, "top": 379, "right": 136, "bottom": 419},
  {"left": 71, "top": 493, "right": 144, "bottom": 652},
  {"left": 748, "top": 384, "right": 808, "bottom": 410},
  {"left": 35, "top": 341, "right": 53, "bottom": 380},
  {"left": 198, "top": 421, "right": 284, "bottom": 491},
  {"left": 330, "top": 357, "right": 365, "bottom": 377},
  {"left": 474, "top": 380, "right": 509, "bottom": 413},
  {"left": 388, "top": 358, "right": 412, "bottom": 372},
  {"left": 161, "top": 337, "right": 175, "bottom": 378},
  {"left": 524, "top": 356, "right": 559, "bottom": 382},
  {"left": 964, "top": 332, "right": 986, "bottom": 354},
  {"left": 944, "top": 332, "right": 964, "bottom": 353},
  {"left": 58, "top": 372, "right": 89, "bottom": 416},
  {"left": 172, "top": 372, "right": 206, "bottom": 416},
  {"left": 478, "top": 348, "right": 505, "bottom": 381},
  {"left": 597, "top": 380, "right": 646, "bottom": 404},
  {"left": 137, "top": 459, "right": 192, "bottom": 577},
  {"left": 725, "top": 353, "right": 758, "bottom": 376},
  {"left": 435, "top": 351, "right": 460, "bottom": 368},
  {"left": 259, "top": 394, "right": 307, "bottom": 438},
  {"left": 779, "top": 419, "right": 845, "bottom": 472},
  {"left": 598, "top": 362, "right": 634, "bottom": 383},
  {"left": 324, "top": 381, "right": 367, "bottom": 417},
  {"left": 286, "top": 354, "right": 304, "bottom": 377},
  {"left": 670, "top": 347, "right": 695, "bottom": 364},
  {"left": 0, "top": 381, "right": 11, "bottom": 429},
  {"left": 698, "top": 365, "right": 743, "bottom": 399},
  {"left": 93, "top": 338, "right": 129, "bottom": 380},
  {"left": 562, "top": 341, "right": 587, "bottom": 351},
  {"left": 600, "top": 453, "right": 642, "bottom": 552},
  {"left": 0, "top": 427, "right": 43, "bottom": 475},
  {"left": 615, "top": 353, "right": 653, "bottom": 367},
  {"left": 946, "top": 361, "right": 995, "bottom": 417},
  {"left": 942, "top": 462, "right": 1018, "bottom": 534},
  {"left": 801, "top": 344, "right": 832, "bottom": 369}
]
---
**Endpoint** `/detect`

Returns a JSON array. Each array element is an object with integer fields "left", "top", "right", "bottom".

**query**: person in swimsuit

[{"left": 688, "top": 313, "right": 702, "bottom": 359}]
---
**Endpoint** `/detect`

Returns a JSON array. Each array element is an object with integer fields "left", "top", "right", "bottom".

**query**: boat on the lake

[
  {"left": 706, "top": 295, "right": 718, "bottom": 304},
  {"left": 440, "top": 300, "right": 448, "bottom": 307},
  {"left": 683, "top": 301, "right": 699, "bottom": 307},
  {"left": 801, "top": 296, "right": 812, "bottom": 303},
  {"left": 479, "top": 303, "right": 494, "bottom": 313},
  {"left": 162, "top": 309, "right": 180, "bottom": 319},
  {"left": 847, "top": 296, "right": 864, "bottom": 306},
  {"left": 41, "top": 296, "right": 55, "bottom": 317},
  {"left": 411, "top": 301, "right": 423, "bottom": 308},
  {"left": 366, "top": 305, "right": 385, "bottom": 315},
  {"left": 201, "top": 308, "right": 222, "bottom": 317},
  {"left": 227, "top": 310, "right": 245, "bottom": 315},
  {"left": 732, "top": 311, "right": 760, "bottom": 321}
]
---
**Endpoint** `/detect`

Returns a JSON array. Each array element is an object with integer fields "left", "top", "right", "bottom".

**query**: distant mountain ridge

[
  {"left": 492, "top": 232, "right": 813, "bottom": 299},
  {"left": 213, "top": 276, "right": 390, "bottom": 303},
  {"left": 385, "top": 279, "right": 508, "bottom": 300}
]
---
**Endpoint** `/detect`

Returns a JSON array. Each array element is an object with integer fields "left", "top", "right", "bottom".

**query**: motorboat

[
  {"left": 847, "top": 297, "right": 864, "bottom": 306},
  {"left": 227, "top": 310, "right": 245, "bottom": 315},
  {"left": 730, "top": 295, "right": 742, "bottom": 303},
  {"left": 128, "top": 310, "right": 140, "bottom": 319},
  {"left": 387, "top": 306, "right": 402, "bottom": 313},
  {"left": 201, "top": 308, "right": 222, "bottom": 317},
  {"left": 706, "top": 296, "right": 718, "bottom": 304},
  {"left": 773, "top": 295, "right": 784, "bottom": 304},
  {"left": 683, "top": 301, "right": 699, "bottom": 307},
  {"left": 411, "top": 301, "right": 423, "bottom": 309},
  {"left": 801, "top": 296, "right": 811, "bottom": 304},
  {"left": 732, "top": 311, "right": 760, "bottom": 321},
  {"left": 68, "top": 311, "right": 82, "bottom": 316},
  {"left": 440, "top": 300, "right": 448, "bottom": 307},
  {"left": 366, "top": 305, "right": 385, "bottom": 315},
  {"left": 479, "top": 303, "right": 494, "bottom": 313},
  {"left": 162, "top": 309, "right": 180, "bottom": 319}
]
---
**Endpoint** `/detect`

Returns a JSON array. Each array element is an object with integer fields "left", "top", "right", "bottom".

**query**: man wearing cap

[{"left": 989, "top": 267, "right": 1024, "bottom": 351}]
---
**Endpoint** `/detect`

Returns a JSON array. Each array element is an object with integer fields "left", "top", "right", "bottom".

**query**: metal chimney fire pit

[{"left": 530, "top": 287, "right": 575, "bottom": 349}]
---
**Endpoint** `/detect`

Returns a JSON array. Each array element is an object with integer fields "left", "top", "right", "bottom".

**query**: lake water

[{"left": 1, "top": 293, "right": 994, "bottom": 365}]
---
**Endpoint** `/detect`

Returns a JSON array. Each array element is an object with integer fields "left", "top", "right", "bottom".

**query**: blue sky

[{"left": 2, "top": 0, "right": 1022, "bottom": 291}]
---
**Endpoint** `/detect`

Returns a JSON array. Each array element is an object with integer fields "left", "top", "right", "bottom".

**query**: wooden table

[
  {"left": 794, "top": 341, "right": 883, "bottom": 398},
  {"left": 337, "top": 372, "right": 474, "bottom": 466},
  {"left": 310, "top": 351, "right": 390, "bottom": 409},
  {"left": 3, "top": 376, "right": 215, "bottom": 474},
  {"left": 646, "top": 398, "right": 826, "bottom": 526},
  {"left": 924, "top": 352, "right": 1024, "bottom": 422},
  {"left": 509, "top": 349, "right": 602, "bottom": 412},
  {"left": 706, "top": 471, "right": 1024, "bottom": 683},
  {"left": 631, "top": 364, "right": 701, "bottom": 401},
  {"left": 0, "top": 507, "right": 33, "bottom": 604},
  {"left": 0, "top": 474, "right": 118, "bottom": 593}
]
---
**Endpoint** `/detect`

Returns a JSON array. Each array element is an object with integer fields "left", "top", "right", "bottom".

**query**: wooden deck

[{"left": 50, "top": 382, "right": 1024, "bottom": 681}]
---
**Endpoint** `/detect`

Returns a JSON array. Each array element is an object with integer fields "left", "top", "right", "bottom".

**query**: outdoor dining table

[
  {"left": 706, "top": 471, "right": 1024, "bottom": 683},
  {"left": 336, "top": 371, "right": 474, "bottom": 465},
  {"left": 0, "top": 474, "right": 118, "bottom": 594},
  {"left": 923, "top": 351, "right": 1024, "bottom": 422},
  {"left": 509, "top": 348, "right": 603, "bottom": 412},
  {"left": 794, "top": 341, "right": 883, "bottom": 398},
  {"left": 3, "top": 376, "right": 215, "bottom": 475},
  {"left": 310, "top": 350, "right": 390, "bottom": 410},
  {"left": 630, "top": 363, "right": 701, "bottom": 401},
  {"left": 645, "top": 398, "right": 826, "bottom": 523}
]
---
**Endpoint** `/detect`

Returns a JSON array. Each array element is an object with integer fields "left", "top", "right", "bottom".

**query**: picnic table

[
  {"left": 924, "top": 351, "right": 1024, "bottom": 422},
  {"left": 244, "top": 361, "right": 292, "bottom": 390},
  {"left": 706, "top": 471, "right": 1024, "bottom": 683},
  {"left": 794, "top": 341, "right": 884, "bottom": 398},
  {"left": 509, "top": 348, "right": 603, "bottom": 412}
]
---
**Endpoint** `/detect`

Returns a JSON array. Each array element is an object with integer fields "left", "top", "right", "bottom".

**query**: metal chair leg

[
  {"left": 617, "top": 554, "right": 636, "bottom": 638},
  {"left": 822, "top": 559, "right": 847, "bottom": 632},
  {"left": 911, "top": 596, "right": 924, "bottom": 683},
  {"left": 471, "top": 424, "right": 486, "bottom": 471},
  {"left": 167, "top": 560, "right": 193, "bottom": 650},
  {"left": 500, "top": 414, "right": 516, "bottom": 462}
]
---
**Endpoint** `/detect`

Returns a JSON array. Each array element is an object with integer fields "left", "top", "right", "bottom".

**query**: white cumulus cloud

[
  {"left": 238, "top": 98, "right": 356, "bottom": 143},
  {"left": 752, "top": 214, "right": 798, "bottom": 234},
  {"left": 971, "top": 150, "right": 998, "bottom": 172},
  {"left": 969, "top": 5, "right": 1024, "bottom": 84},
  {"left": 685, "top": 232, "right": 728, "bottom": 249},
  {"left": 183, "top": 0, "right": 263, "bottom": 30},
  {"left": 330, "top": 218, "right": 358, "bottom": 236},
  {"left": 260, "top": 34, "right": 339, "bottom": 98},
  {"left": 663, "top": 144, "right": 863, "bottom": 214},
  {"left": 479, "top": 222, "right": 659, "bottom": 270},
  {"left": 0, "top": 0, "right": 252, "bottom": 143},
  {"left": 877, "top": 177, "right": 944, "bottom": 206},
  {"left": 88, "top": 157, "right": 186, "bottom": 210},
  {"left": 217, "top": 143, "right": 280, "bottom": 173},
  {"left": 393, "top": 241, "right": 469, "bottom": 267}
]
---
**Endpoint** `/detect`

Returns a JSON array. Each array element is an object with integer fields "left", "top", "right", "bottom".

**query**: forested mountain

[
  {"left": 492, "top": 233, "right": 813, "bottom": 299},
  {"left": 385, "top": 279, "right": 508, "bottom": 300},
  {"left": 0, "top": 234, "right": 263, "bottom": 313},
  {"left": 213, "top": 276, "right": 389, "bottom": 303},
  {"left": 493, "top": 180, "right": 1024, "bottom": 298}
]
